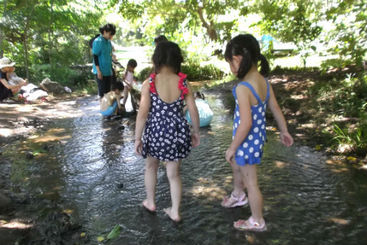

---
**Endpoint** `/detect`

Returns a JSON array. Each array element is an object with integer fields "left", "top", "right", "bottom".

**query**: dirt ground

[
  {"left": 0, "top": 94, "right": 88, "bottom": 244},
  {"left": 0, "top": 72, "right": 366, "bottom": 243}
]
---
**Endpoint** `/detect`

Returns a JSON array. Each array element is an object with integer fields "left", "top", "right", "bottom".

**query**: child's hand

[
  {"left": 191, "top": 132, "right": 200, "bottom": 147},
  {"left": 135, "top": 139, "right": 143, "bottom": 155},
  {"left": 225, "top": 148, "right": 235, "bottom": 164},
  {"left": 97, "top": 71, "right": 103, "bottom": 80},
  {"left": 280, "top": 131, "right": 294, "bottom": 147}
]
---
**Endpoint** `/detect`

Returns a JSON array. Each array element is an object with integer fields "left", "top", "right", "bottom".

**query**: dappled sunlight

[
  {"left": 0, "top": 220, "right": 33, "bottom": 229},
  {"left": 325, "top": 159, "right": 344, "bottom": 165},
  {"left": 63, "top": 209, "right": 74, "bottom": 215},
  {"left": 329, "top": 167, "right": 349, "bottom": 173},
  {"left": 190, "top": 177, "right": 228, "bottom": 201},
  {"left": 0, "top": 128, "right": 13, "bottom": 137},
  {"left": 32, "top": 128, "right": 71, "bottom": 143},
  {"left": 296, "top": 123, "right": 316, "bottom": 129},
  {"left": 270, "top": 77, "right": 288, "bottom": 84},
  {"left": 245, "top": 234, "right": 256, "bottom": 244},
  {"left": 290, "top": 94, "right": 308, "bottom": 100},
  {"left": 274, "top": 160, "right": 289, "bottom": 168},
  {"left": 328, "top": 217, "right": 350, "bottom": 225}
]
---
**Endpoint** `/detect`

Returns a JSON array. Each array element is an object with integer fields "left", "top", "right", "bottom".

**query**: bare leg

[
  {"left": 231, "top": 161, "right": 246, "bottom": 197},
  {"left": 122, "top": 87, "right": 128, "bottom": 105},
  {"left": 164, "top": 160, "right": 181, "bottom": 222},
  {"left": 143, "top": 156, "right": 159, "bottom": 212},
  {"left": 221, "top": 161, "right": 247, "bottom": 207},
  {"left": 240, "top": 164, "right": 264, "bottom": 224}
]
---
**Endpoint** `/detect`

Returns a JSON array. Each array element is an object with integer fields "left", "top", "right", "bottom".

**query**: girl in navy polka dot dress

[
  {"left": 135, "top": 41, "right": 200, "bottom": 222},
  {"left": 222, "top": 34, "right": 294, "bottom": 231}
]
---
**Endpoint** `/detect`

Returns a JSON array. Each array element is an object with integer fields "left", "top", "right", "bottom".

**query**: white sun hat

[{"left": 0, "top": 57, "right": 16, "bottom": 69}]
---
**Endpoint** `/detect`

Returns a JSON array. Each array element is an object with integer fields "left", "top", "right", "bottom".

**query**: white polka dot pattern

[{"left": 232, "top": 81, "right": 269, "bottom": 165}]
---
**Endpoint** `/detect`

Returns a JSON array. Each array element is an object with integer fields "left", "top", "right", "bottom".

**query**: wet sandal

[
  {"left": 221, "top": 192, "right": 248, "bottom": 208},
  {"left": 233, "top": 217, "right": 267, "bottom": 232}
]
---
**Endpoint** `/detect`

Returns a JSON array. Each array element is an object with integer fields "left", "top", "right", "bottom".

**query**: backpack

[{"left": 89, "top": 34, "right": 100, "bottom": 49}]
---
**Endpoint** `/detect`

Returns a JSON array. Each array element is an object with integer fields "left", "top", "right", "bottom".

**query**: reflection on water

[{"left": 9, "top": 95, "right": 367, "bottom": 244}]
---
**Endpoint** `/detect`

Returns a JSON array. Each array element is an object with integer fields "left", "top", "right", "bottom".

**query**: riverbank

[
  {"left": 0, "top": 94, "right": 91, "bottom": 244},
  {"left": 207, "top": 67, "right": 367, "bottom": 166},
  {"left": 1, "top": 70, "right": 366, "bottom": 243}
]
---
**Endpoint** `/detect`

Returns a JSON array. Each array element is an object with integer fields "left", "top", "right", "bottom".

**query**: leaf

[
  {"left": 107, "top": 224, "right": 121, "bottom": 240},
  {"left": 97, "top": 236, "right": 104, "bottom": 242}
]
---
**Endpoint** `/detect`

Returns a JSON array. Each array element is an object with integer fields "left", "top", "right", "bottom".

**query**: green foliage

[
  {"left": 254, "top": 0, "right": 322, "bottom": 67},
  {"left": 111, "top": 0, "right": 242, "bottom": 45},
  {"left": 137, "top": 67, "right": 153, "bottom": 81},
  {"left": 0, "top": 0, "right": 104, "bottom": 83},
  {"left": 332, "top": 123, "right": 367, "bottom": 156},
  {"left": 307, "top": 72, "right": 367, "bottom": 156},
  {"left": 32, "top": 64, "right": 92, "bottom": 87},
  {"left": 324, "top": 0, "right": 367, "bottom": 68},
  {"left": 137, "top": 63, "right": 224, "bottom": 82},
  {"left": 181, "top": 62, "right": 224, "bottom": 81}
]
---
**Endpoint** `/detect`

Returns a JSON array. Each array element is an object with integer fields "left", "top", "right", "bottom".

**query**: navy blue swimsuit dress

[{"left": 142, "top": 73, "right": 191, "bottom": 162}]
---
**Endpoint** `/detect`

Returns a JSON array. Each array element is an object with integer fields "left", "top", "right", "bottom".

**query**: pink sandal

[
  {"left": 233, "top": 217, "right": 267, "bottom": 232},
  {"left": 221, "top": 192, "right": 248, "bottom": 208}
]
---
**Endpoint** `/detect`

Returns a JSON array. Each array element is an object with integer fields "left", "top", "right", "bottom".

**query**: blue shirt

[{"left": 92, "top": 35, "right": 113, "bottom": 76}]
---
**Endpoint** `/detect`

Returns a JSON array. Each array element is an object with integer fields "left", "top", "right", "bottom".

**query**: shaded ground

[
  {"left": 0, "top": 95, "right": 85, "bottom": 141},
  {"left": 207, "top": 68, "right": 367, "bottom": 164},
  {"left": 0, "top": 72, "right": 366, "bottom": 244},
  {"left": 0, "top": 95, "right": 88, "bottom": 244}
]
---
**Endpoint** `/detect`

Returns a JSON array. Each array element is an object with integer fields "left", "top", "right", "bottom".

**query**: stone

[{"left": 40, "top": 78, "right": 66, "bottom": 94}]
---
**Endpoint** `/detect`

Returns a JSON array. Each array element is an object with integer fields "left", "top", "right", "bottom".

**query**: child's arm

[
  {"left": 268, "top": 84, "right": 294, "bottom": 147},
  {"left": 0, "top": 78, "right": 20, "bottom": 90},
  {"left": 134, "top": 79, "right": 151, "bottom": 154},
  {"left": 185, "top": 83, "right": 200, "bottom": 147},
  {"left": 92, "top": 39, "right": 103, "bottom": 79},
  {"left": 225, "top": 86, "right": 253, "bottom": 164}
]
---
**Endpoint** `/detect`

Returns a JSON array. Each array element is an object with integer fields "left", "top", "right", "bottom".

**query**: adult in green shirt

[{"left": 92, "top": 23, "right": 116, "bottom": 99}]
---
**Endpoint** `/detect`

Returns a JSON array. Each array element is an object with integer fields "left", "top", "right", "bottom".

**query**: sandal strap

[{"left": 230, "top": 192, "right": 245, "bottom": 201}]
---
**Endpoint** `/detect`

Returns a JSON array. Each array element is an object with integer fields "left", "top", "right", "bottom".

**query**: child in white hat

[{"left": 0, "top": 57, "right": 28, "bottom": 101}]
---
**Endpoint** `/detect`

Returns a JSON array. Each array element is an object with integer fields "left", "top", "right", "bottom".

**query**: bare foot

[
  {"left": 163, "top": 207, "right": 181, "bottom": 222},
  {"left": 142, "top": 199, "right": 156, "bottom": 213}
]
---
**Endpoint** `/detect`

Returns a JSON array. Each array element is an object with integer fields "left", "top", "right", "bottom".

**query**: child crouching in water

[
  {"left": 100, "top": 82, "right": 124, "bottom": 117},
  {"left": 223, "top": 34, "right": 293, "bottom": 231},
  {"left": 134, "top": 41, "right": 200, "bottom": 222}
]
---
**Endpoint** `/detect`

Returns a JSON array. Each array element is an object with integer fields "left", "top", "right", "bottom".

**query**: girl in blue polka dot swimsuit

[
  {"left": 222, "top": 34, "right": 294, "bottom": 232},
  {"left": 134, "top": 41, "right": 200, "bottom": 222}
]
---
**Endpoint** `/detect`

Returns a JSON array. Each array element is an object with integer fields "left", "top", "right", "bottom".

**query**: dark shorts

[
  {"left": 0, "top": 87, "right": 13, "bottom": 101},
  {"left": 96, "top": 75, "right": 112, "bottom": 98}
]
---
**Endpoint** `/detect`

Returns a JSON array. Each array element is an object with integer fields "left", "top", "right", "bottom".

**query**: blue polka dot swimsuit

[
  {"left": 142, "top": 73, "right": 191, "bottom": 162},
  {"left": 232, "top": 80, "right": 270, "bottom": 165}
]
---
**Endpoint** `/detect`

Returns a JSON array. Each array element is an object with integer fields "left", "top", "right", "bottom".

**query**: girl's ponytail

[
  {"left": 259, "top": 54, "right": 270, "bottom": 77},
  {"left": 225, "top": 34, "right": 270, "bottom": 79},
  {"left": 237, "top": 48, "right": 253, "bottom": 79}
]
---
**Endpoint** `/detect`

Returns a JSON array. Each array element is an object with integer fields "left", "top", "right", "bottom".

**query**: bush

[
  {"left": 181, "top": 63, "right": 224, "bottom": 81},
  {"left": 32, "top": 64, "right": 92, "bottom": 87},
  {"left": 137, "top": 67, "right": 153, "bottom": 81}
]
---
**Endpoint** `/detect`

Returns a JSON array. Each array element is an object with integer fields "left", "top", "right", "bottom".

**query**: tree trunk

[
  {"left": 0, "top": 0, "right": 7, "bottom": 58},
  {"left": 197, "top": 7, "right": 217, "bottom": 41},
  {"left": 49, "top": 0, "right": 54, "bottom": 76},
  {"left": 23, "top": 31, "right": 29, "bottom": 80}
]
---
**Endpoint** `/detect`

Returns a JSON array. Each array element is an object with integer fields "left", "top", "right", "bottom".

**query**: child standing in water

[
  {"left": 122, "top": 59, "right": 137, "bottom": 110},
  {"left": 223, "top": 34, "right": 293, "bottom": 231},
  {"left": 134, "top": 41, "right": 200, "bottom": 222}
]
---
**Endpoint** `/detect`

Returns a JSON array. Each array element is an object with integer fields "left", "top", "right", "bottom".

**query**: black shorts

[
  {"left": 96, "top": 75, "right": 112, "bottom": 98},
  {"left": 0, "top": 87, "right": 13, "bottom": 101}
]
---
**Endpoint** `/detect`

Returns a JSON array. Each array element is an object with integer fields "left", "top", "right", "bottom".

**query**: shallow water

[{"left": 7, "top": 94, "right": 367, "bottom": 244}]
